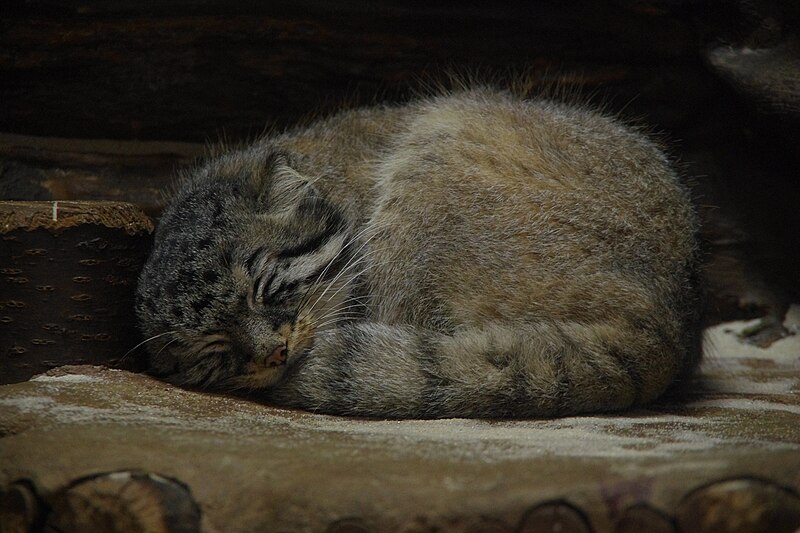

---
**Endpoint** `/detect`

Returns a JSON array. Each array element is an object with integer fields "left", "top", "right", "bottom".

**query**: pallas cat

[{"left": 136, "top": 86, "right": 702, "bottom": 418}]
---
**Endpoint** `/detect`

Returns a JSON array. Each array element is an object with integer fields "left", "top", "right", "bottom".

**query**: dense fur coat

[{"left": 136, "top": 87, "right": 703, "bottom": 418}]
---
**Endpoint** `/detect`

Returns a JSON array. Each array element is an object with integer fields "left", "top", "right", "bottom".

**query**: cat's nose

[{"left": 265, "top": 344, "right": 287, "bottom": 367}]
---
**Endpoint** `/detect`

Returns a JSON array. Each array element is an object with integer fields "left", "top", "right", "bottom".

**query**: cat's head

[{"left": 135, "top": 150, "right": 354, "bottom": 389}]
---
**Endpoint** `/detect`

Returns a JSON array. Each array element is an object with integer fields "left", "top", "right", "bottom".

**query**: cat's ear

[{"left": 254, "top": 151, "right": 318, "bottom": 213}]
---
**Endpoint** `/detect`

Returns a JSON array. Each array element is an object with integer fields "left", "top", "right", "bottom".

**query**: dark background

[{"left": 2, "top": 0, "right": 798, "bottom": 338}]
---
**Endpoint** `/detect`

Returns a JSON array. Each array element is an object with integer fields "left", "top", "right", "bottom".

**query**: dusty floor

[{"left": 1, "top": 311, "right": 799, "bottom": 532}]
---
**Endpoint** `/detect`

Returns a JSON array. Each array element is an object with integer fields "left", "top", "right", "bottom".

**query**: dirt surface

[{"left": 1, "top": 312, "right": 799, "bottom": 532}]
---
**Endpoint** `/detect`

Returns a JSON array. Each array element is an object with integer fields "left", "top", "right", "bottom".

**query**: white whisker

[
  {"left": 299, "top": 227, "right": 381, "bottom": 312},
  {"left": 311, "top": 266, "right": 371, "bottom": 314},
  {"left": 314, "top": 308, "right": 365, "bottom": 320},
  {"left": 155, "top": 337, "right": 180, "bottom": 357},
  {"left": 303, "top": 247, "right": 378, "bottom": 317},
  {"left": 122, "top": 330, "right": 177, "bottom": 360},
  {"left": 311, "top": 300, "right": 369, "bottom": 323},
  {"left": 302, "top": 224, "right": 375, "bottom": 297},
  {"left": 314, "top": 316, "right": 363, "bottom": 330}
]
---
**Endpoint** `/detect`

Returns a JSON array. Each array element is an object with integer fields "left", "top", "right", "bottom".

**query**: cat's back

[
  {"left": 381, "top": 88, "right": 683, "bottom": 209},
  {"left": 364, "top": 88, "right": 699, "bottom": 328}
]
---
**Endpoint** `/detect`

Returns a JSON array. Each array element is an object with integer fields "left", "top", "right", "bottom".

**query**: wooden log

[
  {"left": 0, "top": 481, "right": 43, "bottom": 533},
  {"left": 675, "top": 478, "right": 800, "bottom": 533},
  {"left": 517, "top": 501, "right": 593, "bottom": 533},
  {"left": 43, "top": 471, "right": 201, "bottom": 533},
  {"left": 461, "top": 517, "right": 513, "bottom": 533},
  {"left": 326, "top": 518, "right": 373, "bottom": 533},
  {"left": 707, "top": 42, "right": 800, "bottom": 119},
  {"left": 0, "top": 201, "right": 153, "bottom": 384},
  {"left": 0, "top": 133, "right": 204, "bottom": 216},
  {"left": 1, "top": 2, "right": 703, "bottom": 142},
  {"left": 614, "top": 504, "right": 676, "bottom": 533}
]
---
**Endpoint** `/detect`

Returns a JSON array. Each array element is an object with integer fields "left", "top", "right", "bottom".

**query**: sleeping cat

[{"left": 135, "top": 87, "right": 703, "bottom": 418}]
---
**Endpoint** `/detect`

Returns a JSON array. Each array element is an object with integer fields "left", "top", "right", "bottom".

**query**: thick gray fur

[{"left": 136, "top": 87, "right": 703, "bottom": 419}]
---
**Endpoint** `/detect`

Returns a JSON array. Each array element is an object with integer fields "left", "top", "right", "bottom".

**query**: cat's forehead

[
  {"left": 137, "top": 259, "right": 239, "bottom": 343},
  {"left": 168, "top": 175, "right": 251, "bottom": 223},
  {"left": 154, "top": 176, "right": 261, "bottom": 258}
]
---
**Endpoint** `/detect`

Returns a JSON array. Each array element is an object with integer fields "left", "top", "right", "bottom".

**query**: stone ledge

[{"left": 1, "top": 316, "right": 799, "bottom": 532}]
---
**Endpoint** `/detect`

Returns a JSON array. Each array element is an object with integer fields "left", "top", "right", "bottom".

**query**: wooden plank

[
  {"left": 1, "top": 2, "right": 701, "bottom": 141},
  {"left": 0, "top": 201, "right": 153, "bottom": 384},
  {"left": 0, "top": 134, "right": 204, "bottom": 215}
]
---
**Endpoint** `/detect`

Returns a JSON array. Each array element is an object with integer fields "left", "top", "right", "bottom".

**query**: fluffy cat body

[{"left": 136, "top": 87, "right": 703, "bottom": 418}]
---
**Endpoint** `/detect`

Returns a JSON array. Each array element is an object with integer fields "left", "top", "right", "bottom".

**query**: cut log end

[
  {"left": 676, "top": 478, "right": 800, "bottom": 533},
  {"left": 44, "top": 471, "right": 201, "bottom": 533}
]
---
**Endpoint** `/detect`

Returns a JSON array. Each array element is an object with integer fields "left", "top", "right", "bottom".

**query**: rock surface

[{"left": 1, "top": 314, "right": 799, "bottom": 532}]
